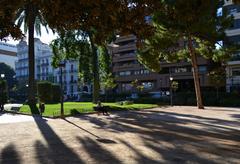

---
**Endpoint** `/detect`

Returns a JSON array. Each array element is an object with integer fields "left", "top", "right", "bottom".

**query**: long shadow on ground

[
  {"left": 32, "top": 117, "right": 84, "bottom": 164},
  {"left": 0, "top": 144, "right": 21, "bottom": 164},
  {"left": 77, "top": 109, "right": 240, "bottom": 163}
]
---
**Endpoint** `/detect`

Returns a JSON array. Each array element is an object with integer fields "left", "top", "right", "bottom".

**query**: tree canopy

[
  {"left": 137, "top": 0, "right": 234, "bottom": 109},
  {"left": 0, "top": 0, "right": 23, "bottom": 40}
]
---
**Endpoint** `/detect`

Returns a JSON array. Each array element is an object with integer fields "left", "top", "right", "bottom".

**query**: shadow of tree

[
  {"left": 29, "top": 103, "right": 40, "bottom": 115},
  {"left": 118, "top": 140, "right": 161, "bottom": 164},
  {"left": 1, "top": 107, "right": 239, "bottom": 163},
  {"left": 75, "top": 109, "right": 240, "bottom": 163},
  {"left": 32, "top": 117, "right": 84, "bottom": 164},
  {"left": 63, "top": 118, "right": 117, "bottom": 144},
  {"left": 231, "top": 114, "right": 240, "bottom": 121},
  {"left": 77, "top": 136, "right": 120, "bottom": 163},
  {"left": 0, "top": 144, "right": 21, "bottom": 164}
]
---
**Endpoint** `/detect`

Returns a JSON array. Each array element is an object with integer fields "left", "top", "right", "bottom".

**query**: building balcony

[
  {"left": 16, "top": 75, "right": 28, "bottom": 78},
  {"left": 225, "top": 28, "right": 240, "bottom": 37},
  {"left": 112, "top": 54, "right": 137, "bottom": 63},
  {"left": 37, "top": 73, "right": 49, "bottom": 76},
  {"left": 229, "top": 55, "right": 240, "bottom": 62},
  {"left": 16, "top": 66, "right": 28, "bottom": 70},
  {"left": 159, "top": 57, "right": 209, "bottom": 67},
  {"left": 57, "top": 70, "right": 68, "bottom": 74},
  {"left": 112, "top": 44, "right": 136, "bottom": 54},
  {"left": 69, "top": 69, "right": 78, "bottom": 73},
  {"left": 38, "top": 63, "right": 49, "bottom": 66},
  {"left": 114, "top": 35, "right": 136, "bottom": 44},
  {"left": 18, "top": 58, "right": 28, "bottom": 62},
  {"left": 112, "top": 64, "right": 143, "bottom": 72},
  {"left": 115, "top": 73, "right": 160, "bottom": 82},
  {"left": 227, "top": 60, "right": 240, "bottom": 66},
  {"left": 70, "top": 80, "right": 78, "bottom": 84}
]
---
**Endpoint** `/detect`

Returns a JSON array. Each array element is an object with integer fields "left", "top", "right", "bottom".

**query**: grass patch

[{"left": 19, "top": 102, "right": 158, "bottom": 117}]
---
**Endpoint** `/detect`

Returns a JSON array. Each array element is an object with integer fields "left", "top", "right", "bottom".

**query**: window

[
  {"left": 134, "top": 70, "right": 140, "bottom": 75},
  {"left": 119, "top": 71, "right": 131, "bottom": 76},
  {"left": 232, "top": 68, "right": 240, "bottom": 76},
  {"left": 121, "top": 83, "right": 132, "bottom": 91},
  {"left": 198, "top": 66, "right": 207, "bottom": 73},
  {"left": 71, "top": 86, "right": 74, "bottom": 93},
  {"left": 229, "top": 8, "right": 238, "bottom": 15},
  {"left": 141, "top": 82, "right": 154, "bottom": 90},
  {"left": 143, "top": 70, "right": 150, "bottom": 74},
  {"left": 171, "top": 67, "right": 191, "bottom": 73}
]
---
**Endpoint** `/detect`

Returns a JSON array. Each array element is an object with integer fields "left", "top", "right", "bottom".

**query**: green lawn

[{"left": 19, "top": 102, "right": 158, "bottom": 117}]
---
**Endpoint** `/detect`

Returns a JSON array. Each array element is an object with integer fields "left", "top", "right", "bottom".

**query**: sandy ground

[{"left": 0, "top": 106, "right": 239, "bottom": 164}]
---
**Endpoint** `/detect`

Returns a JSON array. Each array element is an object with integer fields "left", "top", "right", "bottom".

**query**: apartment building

[
  {"left": 0, "top": 42, "right": 17, "bottom": 69},
  {"left": 15, "top": 38, "right": 79, "bottom": 98},
  {"left": 53, "top": 60, "right": 79, "bottom": 98},
  {"left": 111, "top": 35, "right": 213, "bottom": 93},
  {"left": 223, "top": 0, "right": 240, "bottom": 92}
]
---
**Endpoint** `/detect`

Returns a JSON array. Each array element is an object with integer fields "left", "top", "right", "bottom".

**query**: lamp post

[
  {"left": 0, "top": 74, "right": 5, "bottom": 111},
  {"left": 58, "top": 61, "right": 66, "bottom": 118},
  {"left": 170, "top": 77, "right": 173, "bottom": 106}
]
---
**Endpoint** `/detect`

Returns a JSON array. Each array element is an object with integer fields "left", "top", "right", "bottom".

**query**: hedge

[
  {"left": 52, "top": 84, "right": 61, "bottom": 103},
  {"left": 0, "top": 80, "right": 8, "bottom": 105},
  {"left": 37, "top": 81, "right": 52, "bottom": 104}
]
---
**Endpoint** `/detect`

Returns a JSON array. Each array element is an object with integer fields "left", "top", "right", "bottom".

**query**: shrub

[
  {"left": 0, "top": 80, "right": 8, "bottom": 106},
  {"left": 37, "top": 81, "right": 52, "bottom": 104},
  {"left": 52, "top": 84, "right": 61, "bottom": 103},
  {"left": 172, "top": 92, "right": 240, "bottom": 107}
]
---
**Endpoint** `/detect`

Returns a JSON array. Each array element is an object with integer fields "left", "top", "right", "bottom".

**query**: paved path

[
  {"left": 0, "top": 113, "right": 35, "bottom": 124},
  {"left": 0, "top": 106, "right": 240, "bottom": 164}
]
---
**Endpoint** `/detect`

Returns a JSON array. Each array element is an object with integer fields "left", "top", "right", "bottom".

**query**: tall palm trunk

[
  {"left": 89, "top": 34, "right": 100, "bottom": 103},
  {"left": 188, "top": 36, "right": 204, "bottom": 109},
  {"left": 27, "top": 3, "right": 36, "bottom": 107}
]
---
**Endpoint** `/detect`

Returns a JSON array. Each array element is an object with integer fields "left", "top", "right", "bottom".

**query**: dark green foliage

[
  {"left": 137, "top": 0, "right": 235, "bottom": 109},
  {"left": 0, "top": 0, "right": 23, "bottom": 40},
  {"left": 0, "top": 80, "right": 8, "bottom": 105},
  {"left": 52, "top": 84, "right": 61, "bottom": 103},
  {"left": 138, "top": 0, "right": 233, "bottom": 71},
  {"left": 99, "top": 46, "right": 111, "bottom": 75},
  {"left": 37, "top": 81, "right": 52, "bottom": 104},
  {"left": 173, "top": 92, "right": 240, "bottom": 107},
  {"left": 0, "top": 63, "right": 17, "bottom": 90}
]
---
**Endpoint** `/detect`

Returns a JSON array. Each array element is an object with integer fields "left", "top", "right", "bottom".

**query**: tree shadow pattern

[{"left": 1, "top": 108, "right": 240, "bottom": 163}]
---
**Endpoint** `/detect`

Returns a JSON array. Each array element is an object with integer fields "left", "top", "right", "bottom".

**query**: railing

[
  {"left": 70, "top": 80, "right": 78, "bottom": 84},
  {"left": 69, "top": 70, "right": 78, "bottom": 73}
]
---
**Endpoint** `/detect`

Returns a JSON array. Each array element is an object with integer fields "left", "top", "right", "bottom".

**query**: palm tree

[{"left": 15, "top": 2, "right": 48, "bottom": 109}]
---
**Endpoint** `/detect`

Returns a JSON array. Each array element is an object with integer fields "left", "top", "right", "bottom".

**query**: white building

[
  {"left": 0, "top": 42, "right": 17, "bottom": 69},
  {"left": 224, "top": 0, "right": 240, "bottom": 92},
  {"left": 15, "top": 38, "right": 80, "bottom": 98},
  {"left": 53, "top": 60, "right": 79, "bottom": 98}
]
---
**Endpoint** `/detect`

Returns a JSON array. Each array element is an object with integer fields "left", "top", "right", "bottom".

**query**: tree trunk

[
  {"left": 27, "top": 3, "right": 37, "bottom": 109},
  {"left": 89, "top": 34, "right": 100, "bottom": 103},
  {"left": 188, "top": 36, "right": 204, "bottom": 109}
]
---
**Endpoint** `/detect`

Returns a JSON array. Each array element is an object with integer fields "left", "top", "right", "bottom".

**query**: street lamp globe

[
  {"left": 1, "top": 74, "right": 5, "bottom": 78},
  {"left": 170, "top": 77, "right": 173, "bottom": 81}
]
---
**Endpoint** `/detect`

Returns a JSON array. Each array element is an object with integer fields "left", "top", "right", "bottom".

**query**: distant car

[
  {"left": 149, "top": 91, "right": 167, "bottom": 98},
  {"left": 131, "top": 93, "right": 139, "bottom": 99}
]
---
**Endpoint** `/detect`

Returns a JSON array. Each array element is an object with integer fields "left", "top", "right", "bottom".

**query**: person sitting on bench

[{"left": 95, "top": 101, "right": 109, "bottom": 115}]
